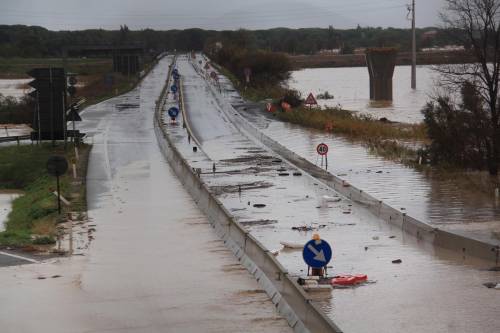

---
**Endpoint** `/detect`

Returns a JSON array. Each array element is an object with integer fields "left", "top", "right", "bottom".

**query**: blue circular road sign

[
  {"left": 171, "top": 85, "right": 178, "bottom": 93},
  {"left": 302, "top": 239, "right": 332, "bottom": 268},
  {"left": 168, "top": 107, "right": 179, "bottom": 118}
]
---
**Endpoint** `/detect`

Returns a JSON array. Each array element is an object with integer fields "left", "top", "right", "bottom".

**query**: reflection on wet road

[
  {"left": 171, "top": 55, "right": 500, "bottom": 333},
  {"left": 0, "top": 56, "right": 291, "bottom": 333}
]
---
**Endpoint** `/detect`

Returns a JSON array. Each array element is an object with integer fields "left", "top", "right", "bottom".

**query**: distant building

[
  {"left": 421, "top": 30, "right": 438, "bottom": 42},
  {"left": 318, "top": 49, "right": 341, "bottom": 55},
  {"left": 354, "top": 48, "right": 366, "bottom": 54}
]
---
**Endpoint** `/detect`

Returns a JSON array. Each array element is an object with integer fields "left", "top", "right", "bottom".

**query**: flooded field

[
  {"left": 287, "top": 65, "right": 439, "bottom": 124},
  {"left": 0, "top": 79, "right": 30, "bottom": 99},
  {"left": 0, "top": 191, "right": 21, "bottom": 232},
  {"left": 0, "top": 124, "right": 31, "bottom": 138}
]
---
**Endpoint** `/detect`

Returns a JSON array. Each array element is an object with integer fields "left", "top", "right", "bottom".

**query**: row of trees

[
  {"left": 424, "top": 0, "right": 500, "bottom": 175},
  {"left": 0, "top": 94, "right": 34, "bottom": 124},
  {"left": 0, "top": 24, "right": 462, "bottom": 58}
]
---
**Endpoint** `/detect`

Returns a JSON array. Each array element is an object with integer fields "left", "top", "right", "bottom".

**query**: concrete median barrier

[{"left": 154, "top": 57, "right": 343, "bottom": 333}]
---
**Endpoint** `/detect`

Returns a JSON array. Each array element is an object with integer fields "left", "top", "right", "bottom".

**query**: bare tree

[{"left": 437, "top": 0, "right": 500, "bottom": 175}]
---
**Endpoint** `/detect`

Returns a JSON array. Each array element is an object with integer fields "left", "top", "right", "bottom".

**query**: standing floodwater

[
  {"left": 0, "top": 191, "right": 21, "bottom": 232},
  {"left": 288, "top": 65, "right": 438, "bottom": 123}
]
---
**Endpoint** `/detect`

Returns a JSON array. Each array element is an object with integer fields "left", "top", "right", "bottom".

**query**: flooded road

[
  {"left": 237, "top": 109, "right": 500, "bottom": 245},
  {"left": 288, "top": 66, "right": 438, "bottom": 123},
  {"left": 171, "top": 56, "right": 500, "bottom": 333},
  {"left": 0, "top": 56, "right": 291, "bottom": 333}
]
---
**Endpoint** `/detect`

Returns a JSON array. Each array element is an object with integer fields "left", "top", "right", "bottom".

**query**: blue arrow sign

[
  {"left": 172, "top": 68, "right": 179, "bottom": 76},
  {"left": 173, "top": 73, "right": 180, "bottom": 80},
  {"left": 168, "top": 107, "right": 179, "bottom": 118},
  {"left": 302, "top": 239, "right": 332, "bottom": 268},
  {"left": 170, "top": 85, "right": 178, "bottom": 93}
]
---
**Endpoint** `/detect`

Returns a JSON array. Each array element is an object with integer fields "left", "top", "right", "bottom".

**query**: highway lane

[{"left": 0, "top": 55, "right": 291, "bottom": 333}]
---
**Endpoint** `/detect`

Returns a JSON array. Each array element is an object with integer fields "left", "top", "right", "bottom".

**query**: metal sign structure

[
  {"left": 28, "top": 67, "right": 67, "bottom": 143},
  {"left": 170, "top": 85, "right": 178, "bottom": 93},
  {"left": 303, "top": 238, "right": 332, "bottom": 268}
]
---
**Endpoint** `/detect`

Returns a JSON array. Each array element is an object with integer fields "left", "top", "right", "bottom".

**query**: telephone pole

[{"left": 411, "top": 0, "right": 416, "bottom": 89}]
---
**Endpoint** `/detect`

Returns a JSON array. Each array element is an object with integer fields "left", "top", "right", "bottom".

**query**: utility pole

[{"left": 411, "top": 0, "right": 417, "bottom": 90}]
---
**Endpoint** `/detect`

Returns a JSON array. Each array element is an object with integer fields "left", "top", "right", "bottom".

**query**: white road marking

[{"left": 0, "top": 251, "right": 39, "bottom": 264}]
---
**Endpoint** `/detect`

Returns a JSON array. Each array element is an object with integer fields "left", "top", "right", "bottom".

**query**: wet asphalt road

[
  {"left": 0, "top": 56, "right": 291, "bottom": 333},
  {"left": 170, "top": 55, "right": 500, "bottom": 333}
]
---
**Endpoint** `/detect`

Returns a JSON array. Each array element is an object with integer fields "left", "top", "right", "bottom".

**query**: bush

[
  {"left": 212, "top": 46, "right": 291, "bottom": 88},
  {"left": 422, "top": 83, "right": 492, "bottom": 170},
  {"left": 32, "top": 235, "right": 56, "bottom": 245},
  {"left": 282, "top": 89, "right": 302, "bottom": 108}
]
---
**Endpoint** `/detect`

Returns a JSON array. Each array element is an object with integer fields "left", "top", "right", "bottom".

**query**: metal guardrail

[{"left": 0, "top": 135, "right": 31, "bottom": 144}]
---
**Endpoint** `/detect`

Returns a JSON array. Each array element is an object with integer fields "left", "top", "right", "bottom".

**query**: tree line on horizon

[{"left": 0, "top": 24, "right": 462, "bottom": 58}]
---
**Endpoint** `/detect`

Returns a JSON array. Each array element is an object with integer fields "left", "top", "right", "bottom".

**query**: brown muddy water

[
  {"left": 287, "top": 66, "right": 438, "bottom": 124},
  {"left": 182, "top": 56, "right": 500, "bottom": 333},
  {"left": 237, "top": 109, "right": 500, "bottom": 246}
]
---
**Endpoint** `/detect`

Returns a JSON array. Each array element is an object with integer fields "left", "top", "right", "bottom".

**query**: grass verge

[
  {"left": 0, "top": 143, "right": 90, "bottom": 248},
  {"left": 276, "top": 107, "right": 427, "bottom": 141}
]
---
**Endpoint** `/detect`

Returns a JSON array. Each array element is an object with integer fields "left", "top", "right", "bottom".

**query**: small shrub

[{"left": 32, "top": 236, "right": 56, "bottom": 245}]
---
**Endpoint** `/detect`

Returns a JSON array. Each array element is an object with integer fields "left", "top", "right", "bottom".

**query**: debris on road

[
  {"left": 280, "top": 241, "right": 303, "bottom": 249},
  {"left": 392, "top": 259, "right": 402, "bottom": 264},
  {"left": 483, "top": 282, "right": 500, "bottom": 289}
]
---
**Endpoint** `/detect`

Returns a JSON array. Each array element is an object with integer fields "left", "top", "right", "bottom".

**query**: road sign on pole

[
  {"left": 316, "top": 143, "right": 329, "bottom": 156},
  {"left": 304, "top": 93, "right": 318, "bottom": 108},
  {"left": 303, "top": 238, "right": 332, "bottom": 268},
  {"left": 47, "top": 155, "right": 68, "bottom": 215},
  {"left": 168, "top": 107, "right": 179, "bottom": 118},
  {"left": 171, "top": 85, "right": 178, "bottom": 93},
  {"left": 317, "top": 143, "right": 329, "bottom": 169}
]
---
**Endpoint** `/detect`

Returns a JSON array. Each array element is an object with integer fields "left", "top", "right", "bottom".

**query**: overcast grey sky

[{"left": 0, "top": 0, "right": 446, "bottom": 31}]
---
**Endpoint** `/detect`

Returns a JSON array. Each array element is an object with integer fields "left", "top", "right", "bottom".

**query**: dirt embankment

[{"left": 289, "top": 50, "right": 476, "bottom": 69}]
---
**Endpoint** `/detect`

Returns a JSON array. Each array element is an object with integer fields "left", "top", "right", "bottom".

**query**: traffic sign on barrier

[
  {"left": 171, "top": 85, "right": 178, "bottom": 93},
  {"left": 303, "top": 238, "right": 332, "bottom": 268},
  {"left": 168, "top": 107, "right": 179, "bottom": 118}
]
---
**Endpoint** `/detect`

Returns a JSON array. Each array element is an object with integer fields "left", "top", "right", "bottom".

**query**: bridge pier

[{"left": 365, "top": 48, "right": 398, "bottom": 101}]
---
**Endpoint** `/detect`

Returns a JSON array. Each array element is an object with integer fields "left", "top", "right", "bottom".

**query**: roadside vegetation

[
  {"left": 276, "top": 107, "right": 426, "bottom": 141},
  {"left": 0, "top": 94, "right": 34, "bottom": 124},
  {"left": 0, "top": 143, "right": 90, "bottom": 248}
]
